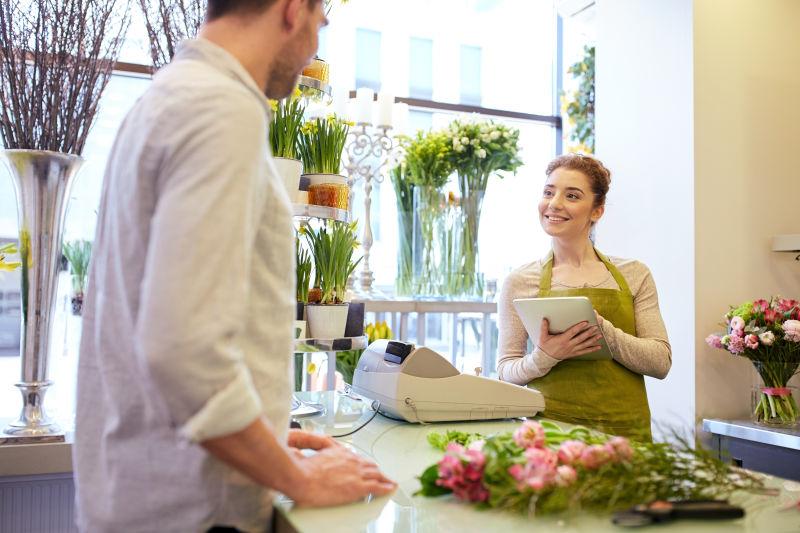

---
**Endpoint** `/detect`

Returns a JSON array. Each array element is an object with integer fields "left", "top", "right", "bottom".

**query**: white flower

[
  {"left": 490, "top": 131, "right": 500, "bottom": 140},
  {"left": 455, "top": 145, "right": 465, "bottom": 152},
  {"left": 759, "top": 331, "right": 775, "bottom": 346},
  {"left": 460, "top": 136, "right": 469, "bottom": 145},
  {"left": 470, "top": 138, "right": 479, "bottom": 146},
  {"left": 481, "top": 134, "right": 490, "bottom": 142},
  {"left": 452, "top": 138, "right": 461, "bottom": 148},
  {"left": 476, "top": 148, "right": 487, "bottom": 159}
]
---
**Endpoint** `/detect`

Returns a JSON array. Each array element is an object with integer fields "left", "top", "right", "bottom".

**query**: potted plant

[
  {"left": 295, "top": 235, "right": 312, "bottom": 323},
  {"left": 298, "top": 114, "right": 352, "bottom": 210},
  {"left": 269, "top": 88, "right": 306, "bottom": 201},
  {"left": 303, "top": 221, "right": 362, "bottom": 339},
  {"left": 401, "top": 130, "right": 454, "bottom": 298},
  {"left": 63, "top": 240, "right": 92, "bottom": 315},
  {"left": 444, "top": 119, "right": 522, "bottom": 298}
]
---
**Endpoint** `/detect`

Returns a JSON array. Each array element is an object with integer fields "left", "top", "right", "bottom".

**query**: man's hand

[
  {"left": 288, "top": 429, "right": 337, "bottom": 451},
  {"left": 537, "top": 318, "right": 602, "bottom": 361},
  {"left": 290, "top": 446, "right": 397, "bottom": 507}
]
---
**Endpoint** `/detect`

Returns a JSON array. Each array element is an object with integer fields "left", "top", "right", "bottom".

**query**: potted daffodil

[
  {"left": 269, "top": 88, "right": 306, "bottom": 202},
  {"left": 298, "top": 114, "right": 352, "bottom": 210}
]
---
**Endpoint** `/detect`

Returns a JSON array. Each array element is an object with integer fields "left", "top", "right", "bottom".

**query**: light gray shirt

[{"left": 74, "top": 39, "right": 294, "bottom": 533}]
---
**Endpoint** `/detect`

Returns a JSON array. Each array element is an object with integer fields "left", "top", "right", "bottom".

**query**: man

[{"left": 73, "top": 1, "right": 395, "bottom": 531}]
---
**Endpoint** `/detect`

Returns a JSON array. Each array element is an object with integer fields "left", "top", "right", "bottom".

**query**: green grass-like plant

[
  {"left": 298, "top": 114, "right": 352, "bottom": 174},
  {"left": 302, "top": 221, "right": 362, "bottom": 304},
  {"left": 269, "top": 89, "right": 306, "bottom": 159},
  {"left": 63, "top": 240, "right": 92, "bottom": 295}
]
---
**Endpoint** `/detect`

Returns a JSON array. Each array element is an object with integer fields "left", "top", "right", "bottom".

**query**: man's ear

[{"left": 282, "top": 0, "right": 305, "bottom": 32}]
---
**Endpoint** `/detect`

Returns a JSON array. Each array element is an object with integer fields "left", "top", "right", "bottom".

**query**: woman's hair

[{"left": 545, "top": 154, "right": 612, "bottom": 208}]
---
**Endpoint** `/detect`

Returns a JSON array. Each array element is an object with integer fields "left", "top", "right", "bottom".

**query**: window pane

[
  {"left": 326, "top": 0, "right": 556, "bottom": 115},
  {"left": 460, "top": 45, "right": 482, "bottom": 105},
  {"left": 409, "top": 37, "right": 434, "bottom": 99},
  {"left": 355, "top": 28, "right": 382, "bottom": 91}
]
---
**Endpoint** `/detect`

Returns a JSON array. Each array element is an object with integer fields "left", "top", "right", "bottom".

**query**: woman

[{"left": 497, "top": 154, "right": 671, "bottom": 440}]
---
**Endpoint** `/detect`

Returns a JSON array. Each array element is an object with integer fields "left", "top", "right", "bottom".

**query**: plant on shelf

[
  {"left": 562, "top": 45, "right": 595, "bottom": 154},
  {"left": 706, "top": 297, "right": 800, "bottom": 427},
  {"left": 295, "top": 235, "right": 312, "bottom": 304},
  {"left": 298, "top": 114, "right": 353, "bottom": 210},
  {"left": 417, "top": 420, "right": 767, "bottom": 515},
  {"left": 444, "top": 119, "right": 521, "bottom": 298},
  {"left": 0, "top": 243, "right": 20, "bottom": 272},
  {"left": 389, "top": 164, "right": 415, "bottom": 296},
  {"left": 401, "top": 130, "right": 454, "bottom": 297},
  {"left": 302, "top": 221, "right": 362, "bottom": 338},
  {"left": 337, "top": 321, "right": 392, "bottom": 385},
  {"left": 63, "top": 240, "right": 92, "bottom": 315},
  {"left": 270, "top": 88, "right": 307, "bottom": 200}
]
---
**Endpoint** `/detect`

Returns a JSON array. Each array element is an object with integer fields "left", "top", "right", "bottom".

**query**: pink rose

[
  {"left": 745, "top": 334, "right": 759, "bottom": 350},
  {"left": 579, "top": 444, "right": 613, "bottom": 470},
  {"left": 436, "top": 443, "right": 489, "bottom": 502},
  {"left": 555, "top": 465, "right": 578, "bottom": 487},
  {"left": 513, "top": 420, "right": 546, "bottom": 449},
  {"left": 783, "top": 320, "right": 800, "bottom": 343},
  {"left": 524, "top": 446, "right": 559, "bottom": 469},
  {"left": 705, "top": 334, "right": 723, "bottom": 350},
  {"left": 508, "top": 450, "right": 558, "bottom": 492},
  {"left": 765, "top": 309, "right": 779, "bottom": 324},
  {"left": 557, "top": 440, "right": 588, "bottom": 465},
  {"left": 605, "top": 436, "right": 634, "bottom": 462},
  {"left": 730, "top": 316, "right": 745, "bottom": 332},
  {"left": 727, "top": 335, "right": 746, "bottom": 355},
  {"left": 753, "top": 299, "right": 770, "bottom": 313}
]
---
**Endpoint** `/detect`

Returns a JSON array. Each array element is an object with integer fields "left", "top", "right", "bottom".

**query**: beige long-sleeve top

[{"left": 497, "top": 255, "right": 672, "bottom": 385}]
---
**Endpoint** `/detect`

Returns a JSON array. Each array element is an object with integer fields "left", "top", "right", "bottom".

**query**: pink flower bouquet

[
  {"left": 417, "top": 420, "right": 765, "bottom": 515},
  {"left": 706, "top": 297, "right": 800, "bottom": 426}
]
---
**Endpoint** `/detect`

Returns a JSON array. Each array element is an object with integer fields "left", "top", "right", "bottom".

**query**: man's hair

[{"left": 206, "top": 0, "right": 321, "bottom": 21}]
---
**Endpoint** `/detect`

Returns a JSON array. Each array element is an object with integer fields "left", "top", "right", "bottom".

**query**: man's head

[{"left": 205, "top": 0, "right": 327, "bottom": 98}]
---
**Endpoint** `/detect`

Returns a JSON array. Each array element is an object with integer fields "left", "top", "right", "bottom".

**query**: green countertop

[{"left": 277, "top": 391, "right": 800, "bottom": 533}]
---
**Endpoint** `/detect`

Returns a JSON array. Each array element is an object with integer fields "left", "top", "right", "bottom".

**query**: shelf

[
  {"left": 292, "top": 203, "right": 350, "bottom": 223},
  {"left": 297, "top": 75, "right": 332, "bottom": 105},
  {"left": 294, "top": 335, "right": 368, "bottom": 353}
]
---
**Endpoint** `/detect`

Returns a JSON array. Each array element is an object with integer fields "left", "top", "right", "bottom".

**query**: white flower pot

[
  {"left": 273, "top": 157, "right": 302, "bottom": 200},
  {"left": 306, "top": 303, "right": 350, "bottom": 339}
]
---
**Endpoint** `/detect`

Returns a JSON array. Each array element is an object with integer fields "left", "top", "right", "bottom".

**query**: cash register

[{"left": 351, "top": 340, "right": 545, "bottom": 423}]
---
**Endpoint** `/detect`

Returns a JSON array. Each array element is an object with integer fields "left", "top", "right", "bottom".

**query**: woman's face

[{"left": 538, "top": 167, "right": 604, "bottom": 240}]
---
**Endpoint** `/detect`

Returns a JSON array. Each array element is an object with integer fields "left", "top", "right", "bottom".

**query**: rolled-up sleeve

[{"left": 134, "top": 93, "right": 268, "bottom": 442}]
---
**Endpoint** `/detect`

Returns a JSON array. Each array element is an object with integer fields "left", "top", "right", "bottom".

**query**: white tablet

[{"left": 512, "top": 296, "right": 613, "bottom": 361}]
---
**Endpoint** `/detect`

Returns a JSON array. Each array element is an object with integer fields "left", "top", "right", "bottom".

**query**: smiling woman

[{"left": 496, "top": 153, "right": 672, "bottom": 441}]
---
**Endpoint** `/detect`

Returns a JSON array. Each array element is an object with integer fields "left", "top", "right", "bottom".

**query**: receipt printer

[{"left": 351, "top": 340, "right": 545, "bottom": 423}]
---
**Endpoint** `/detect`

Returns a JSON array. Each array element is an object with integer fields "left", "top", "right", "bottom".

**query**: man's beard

[{"left": 265, "top": 31, "right": 312, "bottom": 99}]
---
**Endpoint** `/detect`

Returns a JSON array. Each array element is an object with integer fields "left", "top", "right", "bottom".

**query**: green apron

[{"left": 528, "top": 249, "right": 652, "bottom": 440}]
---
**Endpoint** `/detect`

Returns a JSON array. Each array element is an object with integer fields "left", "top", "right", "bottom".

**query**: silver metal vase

[{"left": 2, "top": 150, "right": 83, "bottom": 442}]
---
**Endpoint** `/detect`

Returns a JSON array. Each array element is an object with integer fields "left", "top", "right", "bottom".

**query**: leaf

[{"left": 414, "top": 464, "right": 451, "bottom": 497}]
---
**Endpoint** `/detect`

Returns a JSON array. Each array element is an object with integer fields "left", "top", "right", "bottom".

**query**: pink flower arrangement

[
  {"left": 557, "top": 440, "right": 587, "bottom": 465},
  {"left": 513, "top": 420, "right": 545, "bottom": 449},
  {"left": 784, "top": 320, "right": 800, "bottom": 343},
  {"left": 436, "top": 443, "right": 489, "bottom": 502}
]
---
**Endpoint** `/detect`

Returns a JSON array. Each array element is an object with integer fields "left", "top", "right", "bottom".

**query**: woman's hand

[{"left": 537, "top": 318, "right": 603, "bottom": 360}]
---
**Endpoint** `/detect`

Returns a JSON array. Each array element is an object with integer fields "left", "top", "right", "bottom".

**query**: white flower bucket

[
  {"left": 273, "top": 157, "right": 302, "bottom": 200},
  {"left": 306, "top": 303, "right": 350, "bottom": 339}
]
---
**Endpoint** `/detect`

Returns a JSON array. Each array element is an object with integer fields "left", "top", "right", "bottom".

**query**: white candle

[
  {"left": 376, "top": 91, "right": 394, "bottom": 127},
  {"left": 331, "top": 86, "right": 349, "bottom": 118},
  {"left": 355, "top": 87, "right": 374, "bottom": 125},
  {"left": 393, "top": 102, "right": 409, "bottom": 134}
]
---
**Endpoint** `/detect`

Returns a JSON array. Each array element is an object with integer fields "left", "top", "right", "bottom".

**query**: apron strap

[{"left": 540, "top": 248, "right": 632, "bottom": 297}]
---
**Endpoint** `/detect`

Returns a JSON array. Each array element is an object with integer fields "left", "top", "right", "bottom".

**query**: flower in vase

[
  {"left": 727, "top": 335, "right": 746, "bottom": 354},
  {"left": 476, "top": 148, "right": 487, "bottom": 159},
  {"left": 783, "top": 320, "right": 800, "bottom": 342},
  {"left": 605, "top": 436, "right": 634, "bottom": 462},
  {"left": 730, "top": 316, "right": 745, "bottom": 332},
  {"left": 765, "top": 308, "right": 779, "bottom": 324},
  {"left": 513, "top": 420, "right": 546, "bottom": 449},
  {"left": 753, "top": 299, "right": 770, "bottom": 313},
  {"left": 758, "top": 331, "right": 776, "bottom": 346},
  {"left": 705, "top": 334, "right": 723, "bottom": 349},
  {"left": 721, "top": 335, "right": 731, "bottom": 346},
  {"left": 744, "top": 334, "right": 760, "bottom": 350},
  {"left": 777, "top": 298, "right": 799, "bottom": 313}
]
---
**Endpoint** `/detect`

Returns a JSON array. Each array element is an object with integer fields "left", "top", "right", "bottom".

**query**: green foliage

[
  {"left": 295, "top": 236, "right": 312, "bottom": 303},
  {"left": 298, "top": 115, "right": 352, "bottom": 174},
  {"left": 63, "top": 240, "right": 92, "bottom": 294},
  {"left": 302, "top": 221, "right": 361, "bottom": 304},
  {"left": 269, "top": 90, "right": 306, "bottom": 159},
  {"left": 563, "top": 45, "right": 595, "bottom": 153},
  {"left": 400, "top": 130, "right": 454, "bottom": 189}
]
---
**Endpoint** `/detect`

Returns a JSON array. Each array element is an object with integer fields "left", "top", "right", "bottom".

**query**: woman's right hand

[{"left": 537, "top": 318, "right": 603, "bottom": 360}]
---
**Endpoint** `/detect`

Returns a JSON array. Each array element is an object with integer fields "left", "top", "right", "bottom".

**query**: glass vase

[
  {"left": 453, "top": 182, "right": 486, "bottom": 300},
  {"left": 395, "top": 208, "right": 414, "bottom": 297},
  {"left": 412, "top": 186, "right": 446, "bottom": 298},
  {"left": 750, "top": 361, "right": 799, "bottom": 428}
]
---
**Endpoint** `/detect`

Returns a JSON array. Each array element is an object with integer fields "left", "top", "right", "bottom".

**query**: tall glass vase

[
  {"left": 454, "top": 174, "right": 486, "bottom": 300},
  {"left": 396, "top": 208, "right": 414, "bottom": 296},
  {"left": 2, "top": 150, "right": 83, "bottom": 439},
  {"left": 751, "top": 361, "right": 800, "bottom": 428},
  {"left": 412, "top": 186, "right": 446, "bottom": 298}
]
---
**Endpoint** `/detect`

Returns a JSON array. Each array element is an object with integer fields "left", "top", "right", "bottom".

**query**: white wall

[
  {"left": 693, "top": 0, "right": 800, "bottom": 422},
  {"left": 594, "top": 0, "right": 696, "bottom": 433}
]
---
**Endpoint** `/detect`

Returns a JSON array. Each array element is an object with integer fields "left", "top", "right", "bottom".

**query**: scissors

[{"left": 612, "top": 499, "right": 745, "bottom": 527}]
